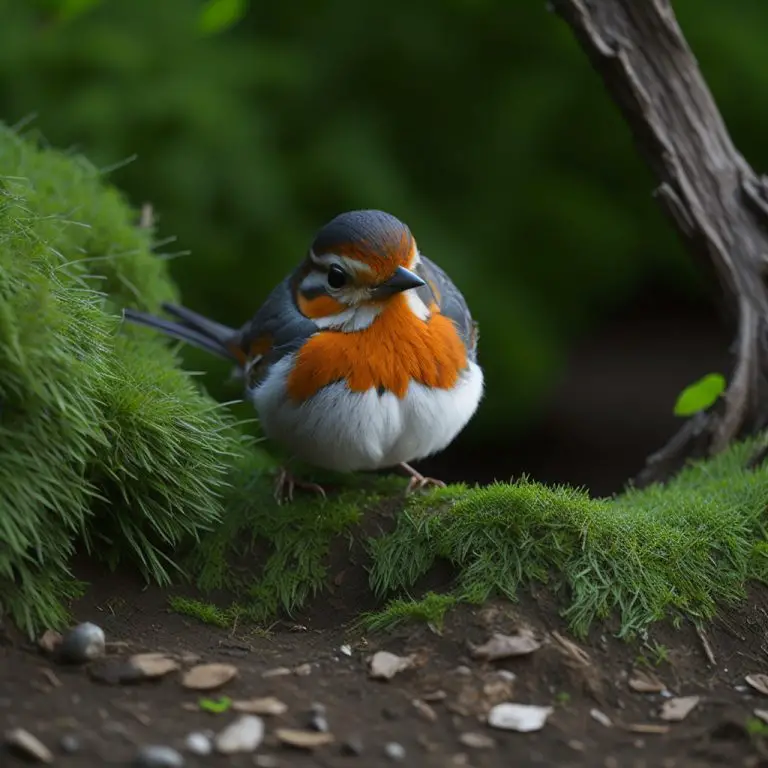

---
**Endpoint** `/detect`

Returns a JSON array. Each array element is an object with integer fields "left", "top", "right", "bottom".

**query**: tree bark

[{"left": 550, "top": 0, "right": 768, "bottom": 485}]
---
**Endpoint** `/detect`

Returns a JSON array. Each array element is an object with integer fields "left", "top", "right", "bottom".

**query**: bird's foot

[
  {"left": 273, "top": 466, "right": 327, "bottom": 505},
  {"left": 400, "top": 462, "right": 447, "bottom": 495}
]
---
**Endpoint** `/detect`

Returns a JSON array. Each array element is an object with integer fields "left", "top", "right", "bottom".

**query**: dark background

[{"left": 3, "top": 0, "right": 761, "bottom": 495}]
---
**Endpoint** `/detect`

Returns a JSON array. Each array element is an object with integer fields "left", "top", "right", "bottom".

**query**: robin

[{"left": 124, "top": 210, "right": 484, "bottom": 501}]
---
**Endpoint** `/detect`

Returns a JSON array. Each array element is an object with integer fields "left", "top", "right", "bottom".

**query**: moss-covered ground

[{"left": 2, "top": 122, "right": 768, "bottom": 642}]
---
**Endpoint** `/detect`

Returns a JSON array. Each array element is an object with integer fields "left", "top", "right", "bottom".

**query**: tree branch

[{"left": 551, "top": 0, "right": 768, "bottom": 485}]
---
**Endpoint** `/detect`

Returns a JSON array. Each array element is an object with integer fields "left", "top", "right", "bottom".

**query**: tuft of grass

[
  {"left": 367, "top": 441, "right": 768, "bottom": 638},
  {"left": 0, "top": 121, "right": 269, "bottom": 636},
  {"left": 167, "top": 596, "right": 238, "bottom": 629},
  {"left": 361, "top": 592, "right": 457, "bottom": 632}
]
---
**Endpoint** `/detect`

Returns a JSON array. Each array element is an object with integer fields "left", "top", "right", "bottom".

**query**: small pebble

[
  {"left": 184, "top": 732, "right": 212, "bottom": 756},
  {"left": 459, "top": 732, "right": 496, "bottom": 749},
  {"left": 340, "top": 644, "right": 352, "bottom": 656},
  {"left": 58, "top": 622, "right": 106, "bottom": 664},
  {"left": 182, "top": 663, "right": 238, "bottom": 691},
  {"left": 294, "top": 663, "right": 312, "bottom": 676},
  {"left": 308, "top": 702, "right": 329, "bottom": 732},
  {"left": 134, "top": 745, "right": 185, "bottom": 767},
  {"left": 384, "top": 742, "right": 406, "bottom": 761},
  {"left": 60, "top": 733, "right": 82, "bottom": 754},
  {"left": 340, "top": 736, "right": 364, "bottom": 756},
  {"left": 215, "top": 715, "right": 265, "bottom": 754},
  {"left": 5, "top": 728, "right": 53, "bottom": 763}
]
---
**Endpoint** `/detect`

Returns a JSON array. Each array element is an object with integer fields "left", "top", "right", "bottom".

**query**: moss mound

[{"left": 0, "top": 123, "right": 262, "bottom": 635}]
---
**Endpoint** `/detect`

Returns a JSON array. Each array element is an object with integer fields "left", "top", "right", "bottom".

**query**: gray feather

[{"left": 416, "top": 255, "right": 478, "bottom": 361}]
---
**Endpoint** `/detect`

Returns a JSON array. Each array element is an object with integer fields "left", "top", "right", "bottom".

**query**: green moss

[
  {"left": 167, "top": 597, "right": 237, "bottom": 629},
  {"left": 367, "top": 441, "right": 768, "bottom": 638}
]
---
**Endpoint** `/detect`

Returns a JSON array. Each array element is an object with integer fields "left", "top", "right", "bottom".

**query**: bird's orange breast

[{"left": 286, "top": 296, "right": 467, "bottom": 401}]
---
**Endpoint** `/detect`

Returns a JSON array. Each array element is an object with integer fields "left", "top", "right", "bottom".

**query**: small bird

[{"left": 123, "top": 210, "right": 484, "bottom": 501}]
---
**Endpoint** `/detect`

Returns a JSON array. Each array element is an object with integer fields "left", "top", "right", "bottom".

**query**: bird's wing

[
  {"left": 416, "top": 255, "right": 478, "bottom": 362},
  {"left": 234, "top": 271, "right": 318, "bottom": 383}
]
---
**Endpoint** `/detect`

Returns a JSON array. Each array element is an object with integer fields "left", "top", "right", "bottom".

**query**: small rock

[
  {"left": 308, "top": 702, "right": 329, "bottom": 732},
  {"left": 590, "top": 708, "right": 613, "bottom": 727},
  {"left": 746, "top": 674, "right": 768, "bottom": 696},
  {"left": 294, "top": 663, "right": 312, "bottom": 676},
  {"left": 459, "top": 732, "right": 496, "bottom": 749},
  {"left": 38, "top": 629, "right": 63, "bottom": 655},
  {"left": 340, "top": 736, "right": 364, "bottom": 756},
  {"left": 60, "top": 733, "right": 81, "bottom": 754},
  {"left": 262, "top": 666, "right": 292, "bottom": 678},
  {"left": 660, "top": 695, "right": 700, "bottom": 722},
  {"left": 384, "top": 742, "right": 406, "bottom": 761},
  {"left": 470, "top": 629, "right": 541, "bottom": 661},
  {"left": 628, "top": 669, "right": 666, "bottom": 694},
  {"left": 184, "top": 732, "right": 212, "bottom": 756},
  {"left": 232, "top": 697, "right": 288, "bottom": 716},
  {"left": 134, "top": 745, "right": 185, "bottom": 767},
  {"left": 5, "top": 728, "right": 53, "bottom": 763},
  {"left": 412, "top": 699, "right": 438, "bottom": 723},
  {"left": 215, "top": 715, "right": 265, "bottom": 754},
  {"left": 454, "top": 665, "right": 472, "bottom": 676},
  {"left": 340, "top": 644, "right": 352, "bottom": 656},
  {"left": 487, "top": 703, "right": 553, "bottom": 732},
  {"left": 130, "top": 653, "right": 181, "bottom": 679},
  {"left": 58, "top": 622, "right": 106, "bottom": 664},
  {"left": 369, "top": 651, "right": 414, "bottom": 681},
  {"left": 182, "top": 663, "right": 238, "bottom": 691},
  {"left": 276, "top": 729, "right": 334, "bottom": 750},
  {"left": 496, "top": 669, "right": 517, "bottom": 682},
  {"left": 422, "top": 689, "right": 447, "bottom": 702}
]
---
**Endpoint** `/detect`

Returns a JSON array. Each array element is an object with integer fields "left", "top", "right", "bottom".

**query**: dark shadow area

[{"left": 423, "top": 283, "right": 732, "bottom": 496}]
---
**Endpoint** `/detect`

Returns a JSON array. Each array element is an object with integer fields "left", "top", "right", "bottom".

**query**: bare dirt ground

[{"left": 4, "top": 552, "right": 768, "bottom": 768}]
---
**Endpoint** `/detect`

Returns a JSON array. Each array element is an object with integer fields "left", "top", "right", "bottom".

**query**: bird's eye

[{"left": 327, "top": 265, "right": 347, "bottom": 289}]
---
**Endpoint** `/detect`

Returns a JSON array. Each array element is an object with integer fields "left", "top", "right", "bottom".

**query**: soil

[{"left": 4, "top": 550, "right": 768, "bottom": 768}]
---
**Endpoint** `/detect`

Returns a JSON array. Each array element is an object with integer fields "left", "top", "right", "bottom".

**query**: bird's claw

[
  {"left": 273, "top": 467, "right": 327, "bottom": 505},
  {"left": 400, "top": 462, "right": 447, "bottom": 495}
]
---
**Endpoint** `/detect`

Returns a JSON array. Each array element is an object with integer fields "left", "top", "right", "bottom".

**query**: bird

[{"left": 123, "top": 209, "right": 484, "bottom": 502}]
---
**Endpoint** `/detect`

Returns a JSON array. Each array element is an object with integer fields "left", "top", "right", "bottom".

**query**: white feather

[{"left": 249, "top": 355, "right": 484, "bottom": 472}]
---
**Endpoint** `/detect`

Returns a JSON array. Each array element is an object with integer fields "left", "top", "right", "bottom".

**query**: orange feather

[{"left": 286, "top": 295, "right": 467, "bottom": 401}]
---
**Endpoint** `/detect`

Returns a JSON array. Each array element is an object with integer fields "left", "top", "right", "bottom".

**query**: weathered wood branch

[{"left": 551, "top": 0, "right": 768, "bottom": 485}]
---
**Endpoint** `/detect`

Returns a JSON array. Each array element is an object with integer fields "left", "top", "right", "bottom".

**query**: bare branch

[{"left": 551, "top": 0, "right": 768, "bottom": 484}]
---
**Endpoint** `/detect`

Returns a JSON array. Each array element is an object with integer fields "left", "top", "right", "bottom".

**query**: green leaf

[
  {"left": 197, "top": 0, "right": 247, "bottom": 36},
  {"left": 673, "top": 373, "right": 726, "bottom": 417},
  {"left": 198, "top": 696, "right": 233, "bottom": 714}
]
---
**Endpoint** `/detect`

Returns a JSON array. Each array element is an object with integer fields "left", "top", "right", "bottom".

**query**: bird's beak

[{"left": 371, "top": 266, "right": 426, "bottom": 299}]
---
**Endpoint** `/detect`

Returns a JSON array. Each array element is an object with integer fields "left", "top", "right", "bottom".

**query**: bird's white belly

[{"left": 249, "top": 355, "right": 484, "bottom": 472}]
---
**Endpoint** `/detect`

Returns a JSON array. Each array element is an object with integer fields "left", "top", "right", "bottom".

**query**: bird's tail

[{"left": 122, "top": 302, "right": 239, "bottom": 362}]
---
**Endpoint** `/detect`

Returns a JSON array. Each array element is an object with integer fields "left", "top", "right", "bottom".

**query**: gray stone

[
  {"left": 134, "top": 745, "right": 185, "bottom": 767},
  {"left": 384, "top": 742, "right": 406, "bottom": 761},
  {"left": 58, "top": 622, "right": 105, "bottom": 664}
]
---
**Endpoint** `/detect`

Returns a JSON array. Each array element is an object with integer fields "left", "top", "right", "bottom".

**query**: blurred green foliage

[{"left": 2, "top": 0, "right": 767, "bottom": 434}]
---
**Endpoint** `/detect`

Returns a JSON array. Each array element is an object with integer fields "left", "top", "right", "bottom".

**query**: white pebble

[
  {"left": 215, "top": 715, "right": 265, "bottom": 754},
  {"left": 184, "top": 732, "right": 212, "bottom": 756},
  {"left": 134, "top": 745, "right": 185, "bottom": 767},
  {"left": 384, "top": 742, "right": 406, "bottom": 761}
]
